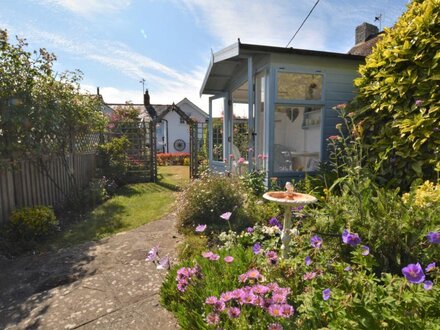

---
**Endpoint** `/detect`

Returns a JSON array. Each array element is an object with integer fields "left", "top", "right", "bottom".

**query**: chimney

[
  {"left": 97, "top": 87, "right": 100, "bottom": 95},
  {"left": 144, "top": 89, "right": 150, "bottom": 106},
  {"left": 355, "top": 22, "right": 379, "bottom": 44}
]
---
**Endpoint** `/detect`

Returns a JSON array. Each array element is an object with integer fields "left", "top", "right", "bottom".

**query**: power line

[{"left": 286, "top": 0, "right": 320, "bottom": 48}]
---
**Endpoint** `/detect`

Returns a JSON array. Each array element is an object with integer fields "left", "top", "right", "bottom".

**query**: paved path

[{"left": 0, "top": 212, "right": 181, "bottom": 329}]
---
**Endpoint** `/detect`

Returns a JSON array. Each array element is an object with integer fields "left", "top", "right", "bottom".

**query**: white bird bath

[{"left": 263, "top": 183, "right": 317, "bottom": 258}]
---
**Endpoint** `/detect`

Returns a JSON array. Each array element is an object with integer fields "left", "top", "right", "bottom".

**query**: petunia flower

[
  {"left": 195, "top": 224, "right": 207, "bottom": 233},
  {"left": 423, "top": 280, "right": 433, "bottom": 290},
  {"left": 342, "top": 229, "right": 361, "bottom": 247},
  {"left": 220, "top": 212, "right": 232, "bottom": 221},
  {"left": 426, "top": 232, "right": 440, "bottom": 244},
  {"left": 402, "top": 263, "right": 425, "bottom": 284},
  {"left": 322, "top": 288, "right": 331, "bottom": 301},
  {"left": 310, "top": 235, "right": 323, "bottom": 249},
  {"left": 426, "top": 262, "right": 436, "bottom": 272}
]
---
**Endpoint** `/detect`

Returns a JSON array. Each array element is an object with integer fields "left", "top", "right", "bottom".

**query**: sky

[{"left": 0, "top": 0, "right": 411, "bottom": 112}]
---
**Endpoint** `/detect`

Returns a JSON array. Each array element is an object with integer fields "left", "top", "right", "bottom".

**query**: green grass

[
  {"left": 43, "top": 183, "right": 176, "bottom": 251},
  {"left": 157, "top": 165, "right": 190, "bottom": 190}
]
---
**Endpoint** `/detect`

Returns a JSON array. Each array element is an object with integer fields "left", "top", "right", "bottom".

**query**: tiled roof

[{"left": 348, "top": 33, "right": 383, "bottom": 56}]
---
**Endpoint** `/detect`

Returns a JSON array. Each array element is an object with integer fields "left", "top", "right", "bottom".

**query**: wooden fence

[{"left": 0, "top": 152, "right": 96, "bottom": 225}]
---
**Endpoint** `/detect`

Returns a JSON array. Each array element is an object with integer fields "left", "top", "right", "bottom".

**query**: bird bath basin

[{"left": 263, "top": 183, "right": 317, "bottom": 258}]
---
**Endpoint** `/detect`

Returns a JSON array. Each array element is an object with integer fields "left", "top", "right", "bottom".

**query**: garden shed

[{"left": 200, "top": 40, "right": 365, "bottom": 183}]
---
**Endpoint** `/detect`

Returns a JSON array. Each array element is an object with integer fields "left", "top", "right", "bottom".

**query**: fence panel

[{"left": 0, "top": 152, "right": 97, "bottom": 225}]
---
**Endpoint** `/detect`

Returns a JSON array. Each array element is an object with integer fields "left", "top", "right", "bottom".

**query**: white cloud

[{"left": 39, "top": 0, "right": 131, "bottom": 16}]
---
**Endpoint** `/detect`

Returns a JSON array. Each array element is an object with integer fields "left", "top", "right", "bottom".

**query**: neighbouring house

[
  {"left": 105, "top": 93, "right": 208, "bottom": 154},
  {"left": 200, "top": 23, "right": 377, "bottom": 184}
]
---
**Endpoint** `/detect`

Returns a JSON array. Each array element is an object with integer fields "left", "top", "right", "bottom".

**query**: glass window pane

[
  {"left": 277, "top": 72, "right": 323, "bottom": 100},
  {"left": 273, "top": 105, "right": 321, "bottom": 172}
]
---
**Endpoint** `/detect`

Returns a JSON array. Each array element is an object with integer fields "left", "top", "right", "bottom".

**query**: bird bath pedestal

[{"left": 263, "top": 184, "right": 317, "bottom": 258}]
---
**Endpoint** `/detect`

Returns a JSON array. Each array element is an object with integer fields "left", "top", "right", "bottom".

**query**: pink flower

[
  {"left": 237, "top": 157, "right": 245, "bottom": 164},
  {"left": 303, "top": 272, "right": 317, "bottom": 280},
  {"left": 156, "top": 256, "right": 170, "bottom": 270},
  {"left": 271, "top": 293, "right": 287, "bottom": 304},
  {"left": 252, "top": 284, "right": 270, "bottom": 295},
  {"left": 195, "top": 224, "right": 207, "bottom": 233},
  {"left": 202, "top": 251, "right": 214, "bottom": 259},
  {"left": 267, "top": 323, "right": 283, "bottom": 330},
  {"left": 328, "top": 135, "right": 341, "bottom": 141},
  {"left": 224, "top": 256, "right": 234, "bottom": 263},
  {"left": 246, "top": 268, "right": 261, "bottom": 280},
  {"left": 205, "top": 296, "right": 218, "bottom": 305},
  {"left": 220, "top": 212, "right": 232, "bottom": 221},
  {"left": 220, "top": 291, "right": 234, "bottom": 302},
  {"left": 213, "top": 300, "right": 226, "bottom": 311},
  {"left": 268, "top": 304, "right": 283, "bottom": 317},
  {"left": 229, "top": 153, "right": 235, "bottom": 160},
  {"left": 206, "top": 312, "right": 220, "bottom": 325},
  {"left": 209, "top": 253, "right": 220, "bottom": 261},
  {"left": 415, "top": 99, "right": 423, "bottom": 107},
  {"left": 280, "top": 304, "right": 294, "bottom": 318},
  {"left": 228, "top": 307, "right": 241, "bottom": 318}
]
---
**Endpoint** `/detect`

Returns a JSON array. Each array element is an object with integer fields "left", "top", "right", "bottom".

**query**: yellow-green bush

[
  {"left": 9, "top": 206, "right": 59, "bottom": 240},
  {"left": 353, "top": 0, "right": 440, "bottom": 189}
]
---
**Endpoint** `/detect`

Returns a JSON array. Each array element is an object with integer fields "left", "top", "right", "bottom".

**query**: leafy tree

[
  {"left": 0, "top": 29, "right": 106, "bottom": 197},
  {"left": 353, "top": 0, "right": 440, "bottom": 189}
]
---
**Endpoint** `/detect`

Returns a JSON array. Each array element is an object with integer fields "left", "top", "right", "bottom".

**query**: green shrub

[
  {"left": 241, "top": 170, "right": 266, "bottom": 197},
  {"left": 353, "top": 0, "right": 440, "bottom": 189},
  {"left": 97, "top": 136, "right": 130, "bottom": 184},
  {"left": 177, "top": 234, "right": 208, "bottom": 261},
  {"left": 8, "top": 206, "right": 59, "bottom": 241},
  {"left": 176, "top": 172, "right": 256, "bottom": 234}
]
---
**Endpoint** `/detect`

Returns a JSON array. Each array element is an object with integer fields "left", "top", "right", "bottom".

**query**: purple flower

[
  {"left": 305, "top": 256, "right": 312, "bottom": 266},
  {"left": 213, "top": 300, "right": 226, "bottom": 311},
  {"left": 344, "top": 266, "right": 352, "bottom": 272},
  {"left": 267, "top": 324, "right": 283, "bottom": 330},
  {"left": 246, "top": 227, "right": 254, "bottom": 233},
  {"left": 209, "top": 253, "right": 220, "bottom": 261},
  {"left": 271, "top": 293, "right": 287, "bottom": 304},
  {"left": 202, "top": 251, "right": 213, "bottom": 259},
  {"left": 195, "top": 224, "right": 207, "bottom": 233},
  {"left": 239, "top": 292, "right": 257, "bottom": 305},
  {"left": 224, "top": 256, "right": 234, "bottom": 263},
  {"left": 246, "top": 268, "right": 262, "bottom": 280},
  {"left": 227, "top": 307, "right": 241, "bottom": 318},
  {"left": 220, "top": 212, "right": 232, "bottom": 221},
  {"left": 269, "top": 217, "right": 283, "bottom": 229},
  {"left": 280, "top": 304, "right": 294, "bottom": 318},
  {"left": 402, "top": 263, "right": 425, "bottom": 284},
  {"left": 310, "top": 235, "right": 323, "bottom": 249},
  {"left": 342, "top": 229, "right": 361, "bottom": 247},
  {"left": 424, "top": 280, "right": 433, "bottom": 290},
  {"left": 206, "top": 312, "right": 220, "bottom": 325},
  {"left": 253, "top": 243, "right": 262, "bottom": 255},
  {"left": 322, "top": 288, "right": 331, "bottom": 301},
  {"left": 415, "top": 99, "right": 423, "bottom": 107},
  {"left": 426, "top": 262, "right": 436, "bottom": 272},
  {"left": 252, "top": 284, "right": 270, "bottom": 295},
  {"left": 361, "top": 245, "right": 370, "bottom": 256},
  {"left": 266, "top": 251, "right": 278, "bottom": 265},
  {"left": 156, "top": 256, "right": 170, "bottom": 270},
  {"left": 426, "top": 232, "right": 440, "bottom": 244},
  {"left": 220, "top": 291, "right": 234, "bottom": 302},
  {"left": 146, "top": 246, "right": 159, "bottom": 262}
]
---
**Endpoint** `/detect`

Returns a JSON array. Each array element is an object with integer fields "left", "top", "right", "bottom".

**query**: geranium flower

[
  {"left": 361, "top": 245, "right": 370, "bottom": 256},
  {"left": 424, "top": 280, "right": 433, "bottom": 290},
  {"left": 227, "top": 307, "right": 241, "bottom": 318},
  {"left": 206, "top": 312, "right": 220, "bottom": 325},
  {"left": 195, "top": 224, "right": 207, "bottom": 233},
  {"left": 342, "top": 229, "right": 361, "bottom": 247},
  {"left": 310, "top": 235, "right": 323, "bottom": 248},
  {"left": 224, "top": 256, "right": 234, "bottom": 263},
  {"left": 402, "top": 263, "right": 425, "bottom": 284},
  {"left": 426, "top": 262, "right": 436, "bottom": 272},
  {"left": 269, "top": 217, "right": 283, "bottom": 229},
  {"left": 146, "top": 246, "right": 159, "bottom": 262},
  {"left": 220, "top": 212, "right": 232, "bottom": 221},
  {"left": 305, "top": 256, "right": 312, "bottom": 266},
  {"left": 322, "top": 288, "right": 331, "bottom": 301},
  {"left": 253, "top": 243, "right": 262, "bottom": 254},
  {"left": 426, "top": 231, "right": 440, "bottom": 244}
]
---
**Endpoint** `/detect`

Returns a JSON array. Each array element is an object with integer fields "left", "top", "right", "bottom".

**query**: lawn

[
  {"left": 43, "top": 166, "right": 189, "bottom": 251},
  {"left": 157, "top": 165, "right": 190, "bottom": 189}
]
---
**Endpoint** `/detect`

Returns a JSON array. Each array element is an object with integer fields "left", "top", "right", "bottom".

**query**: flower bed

[{"left": 157, "top": 152, "right": 190, "bottom": 166}]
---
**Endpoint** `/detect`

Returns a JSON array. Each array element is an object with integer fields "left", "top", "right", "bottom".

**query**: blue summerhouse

[{"left": 200, "top": 40, "right": 366, "bottom": 184}]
